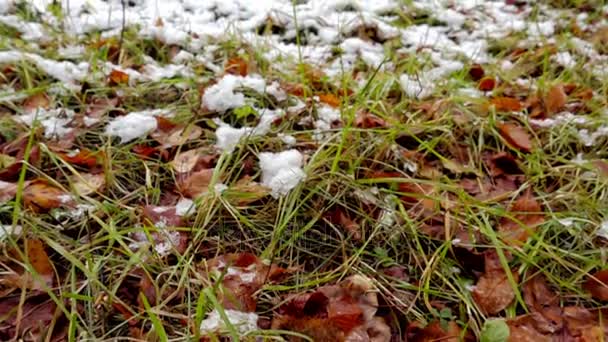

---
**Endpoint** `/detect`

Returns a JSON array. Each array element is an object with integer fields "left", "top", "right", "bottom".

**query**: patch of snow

[
  {"left": 105, "top": 112, "right": 159, "bottom": 143},
  {"left": 215, "top": 124, "right": 253, "bottom": 152},
  {"left": 57, "top": 45, "right": 85, "bottom": 59},
  {"left": 17, "top": 108, "right": 76, "bottom": 139},
  {"left": 553, "top": 52, "right": 576, "bottom": 69},
  {"left": 278, "top": 133, "right": 296, "bottom": 146},
  {"left": 200, "top": 309, "right": 258, "bottom": 336},
  {"left": 259, "top": 150, "right": 306, "bottom": 198},
  {"left": 578, "top": 126, "right": 608, "bottom": 147},
  {"left": 175, "top": 198, "right": 195, "bottom": 216},
  {"left": 0, "top": 225, "right": 22, "bottom": 241},
  {"left": 214, "top": 183, "right": 228, "bottom": 193},
  {"left": 597, "top": 221, "right": 608, "bottom": 240},
  {"left": 203, "top": 74, "right": 266, "bottom": 112}
]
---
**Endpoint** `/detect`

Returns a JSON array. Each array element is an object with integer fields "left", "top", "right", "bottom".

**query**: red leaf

[
  {"left": 57, "top": 149, "right": 102, "bottom": 168},
  {"left": 584, "top": 269, "right": 608, "bottom": 301},
  {"left": 478, "top": 77, "right": 496, "bottom": 91},
  {"left": 354, "top": 111, "right": 387, "bottom": 129},
  {"left": 469, "top": 64, "right": 485, "bottom": 81},
  {"left": 498, "top": 122, "right": 533, "bottom": 152},
  {"left": 317, "top": 93, "right": 341, "bottom": 107}
]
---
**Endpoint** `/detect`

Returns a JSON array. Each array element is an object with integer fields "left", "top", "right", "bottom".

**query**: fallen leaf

[
  {"left": 326, "top": 207, "right": 361, "bottom": 240},
  {"left": 498, "top": 122, "right": 533, "bottom": 152},
  {"left": 141, "top": 205, "right": 183, "bottom": 227},
  {"left": 0, "top": 135, "right": 41, "bottom": 181},
  {"left": 506, "top": 315, "right": 552, "bottom": 342},
  {"left": 5, "top": 239, "right": 55, "bottom": 291},
  {"left": 23, "top": 180, "right": 72, "bottom": 212},
  {"left": 225, "top": 176, "right": 270, "bottom": 205},
  {"left": 584, "top": 269, "right": 608, "bottom": 301},
  {"left": 58, "top": 149, "right": 102, "bottom": 168},
  {"left": 498, "top": 191, "right": 544, "bottom": 245},
  {"left": 225, "top": 56, "right": 249, "bottom": 76},
  {"left": 0, "top": 180, "right": 19, "bottom": 203},
  {"left": 69, "top": 173, "right": 105, "bottom": 196},
  {"left": 491, "top": 97, "right": 523, "bottom": 112},
  {"left": 406, "top": 321, "right": 461, "bottom": 342},
  {"left": 109, "top": 69, "right": 129, "bottom": 85},
  {"left": 592, "top": 160, "right": 608, "bottom": 178},
  {"left": 544, "top": 84, "right": 567, "bottom": 116},
  {"left": 478, "top": 77, "right": 496, "bottom": 91},
  {"left": 150, "top": 121, "right": 202, "bottom": 148},
  {"left": 0, "top": 296, "right": 64, "bottom": 341},
  {"left": 317, "top": 93, "right": 341, "bottom": 107},
  {"left": 484, "top": 152, "right": 522, "bottom": 177},
  {"left": 354, "top": 111, "right": 387, "bottom": 129},
  {"left": 472, "top": 250, "right": 519, "bottom": 315},
  {"left": 469, "top": 64, "right": 485, "bottom": 81},
  {"left": 171, "top": 148, "right": 215, "bottom": 174},
  {"left": 177, "top": 168, "right": 215, "bottom": 198},
  {"left": 22, "top": 93, "right": 50, "bottom": 112},
  {"left": 272, "top": 275, "right": 389, "bottom": 342}
]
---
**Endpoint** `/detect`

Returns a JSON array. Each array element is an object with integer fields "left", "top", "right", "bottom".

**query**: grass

[{"left": 0, "top": 0, "right": 608, "bottom": 341}]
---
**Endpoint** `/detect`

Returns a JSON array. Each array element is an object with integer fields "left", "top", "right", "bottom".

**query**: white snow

[
  {"left": 17, "top": 108, "right": 76, "bottom": 139},
  {"left": 259, "top": 150, "right": 306, "bottom": 198},
  {"left": 215, "top": 125, "right": 253, "bottom": 152},
  {"left": 105, "top": 113, "right": 158, "bottom": 143},
  {"left": 175, "top": 198, "right": 195, "bottom": 216},
  {"left": 203, "top": 74, "right": 266, "bottom": 112},
  {"left": 597, "top": 221, "right": 608, "bottom": 240},
  {"left": 200, "top": 309, "right": 259, "bottom": 336}
]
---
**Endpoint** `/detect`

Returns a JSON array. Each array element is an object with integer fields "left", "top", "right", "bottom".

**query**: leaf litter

[{"left": 0, "top": 0, "right": 607, "bottom": 341}]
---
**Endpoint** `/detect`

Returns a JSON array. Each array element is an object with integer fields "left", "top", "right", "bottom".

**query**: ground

[{"left": 0, "top": 0, "right": 608, "bottom": 341}]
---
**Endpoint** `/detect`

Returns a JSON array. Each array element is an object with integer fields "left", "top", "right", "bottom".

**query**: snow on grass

[
  {"left": 105, "top": 109, "right": 172, "bottom": 143},
  {"left": 202, "top": 74, "right": 266, "bottom": 112},
  {"left": 259, "top": 150, "right": 306, "bottom": 198},
  {"left": 199, "top": 309, "right": 259, "bottom": 336},
  {"left": 17, "top": 108, "right": 76, "bottom": 139}
]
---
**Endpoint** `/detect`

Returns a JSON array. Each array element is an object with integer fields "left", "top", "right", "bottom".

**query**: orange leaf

[
  {"left": 491, "top": 97, "right": 523, "bottom": 112},
  {"left": 472, "top": 251, "right": 519, "bottom": 314},
  {"left": 498, "top": 122, "right": 533, "bottom": 152},
  {"left": 178, "top": 168, "right": 215, "bottom": 198},
  {"left": 23, "top": 180, "right": 72, "bottom": 212},
  {"left": 225, "top": 56, "right": 248, "bottom": 76},
  {"left": 58, "top": 149, "right": 102, "bottom": 168},
  {"left": 317, "top": 93, "right": 341, "bottom": 107},
  {"left": 544, "top": 84, "right": 567, "bottom": 115},
  {"left": 584, "top": 269, "right": 608, "bottom": 301},
  {"left": 478, "top": 77, "right": 496, "bottom": 91},
  {"left": 109, "top": 69, "right": 129, "bottom": 85}
]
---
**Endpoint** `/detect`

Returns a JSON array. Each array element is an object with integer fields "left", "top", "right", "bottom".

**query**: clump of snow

[
  {"left": 17, "top": 108, "right": 76, "bottom": 139},
  {"left": 203, "top": 74, "right": 266, "bottom": 112},
  {"left": 259, "top": 150, "right": 306, "bottom": 198},
  {"left": 175, "top": 198, "right": 195, "bottom": 216},
  {"left": 0, "top": 225, "right": 22, "bottom": 241},
  {"left": 129, "top": 229, "right": 182, "bottom": 257},
  {"left": 553, "top": 52, "right": 576, "bottom": 69},
  {"left": 200, "top": 309, "right": 259, "bottom": 336},
  {"left": 278, "top": 133, "right": 296, "bottom": 146},
  {"left": 215, "top": 125, "right": 253, "bottom": 152},
  {"left": 578, "top": 126, "right": 608, "bottom": 147},
  {"left": 105, "top": 109, "right": 170, "bottom": 143},
  {"left": 214, "top": 183, "right": 228, "bottom": 193}
]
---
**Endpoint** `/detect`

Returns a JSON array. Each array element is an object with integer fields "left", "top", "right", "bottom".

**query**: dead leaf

[
  {"left": 5, "top": 239, "right": 55, "bottom": 291},
  {"left": 507, "top": 315, "right": 552, "bottom": 342},
  {"left": 150, "top": 121, "right": 202, "bottom": 148},
  {"left": 22, "top": 93, "right": 50, "bottom": 112},
  {"left": 0, "top": 180, "right": 19, "bottom": 203},
  {"left": 23, "top": 180, "right": 72, "bottom": 212},
  {"left": 177, "top": 168, "right": 215, "bottom": 198},
  {"left": 406, "top": 321, "right": 461, "bottom": 342},
  {"left": 272, "top": 275, "right": 389, "bottom": 342},
  {"left": 225, "top": 176, "right": 270, "bottom": 205},
  {"left": 171, "top": 148, "right": 215, "bottom": 174},
  {"left": 354, "top": 111, "right": 387, "bottom": 129},
  {"left": 70, "top": 173, "right": 105, "bottom": 196},
  {"left": 584, "top": 269, "right": 608, "bottom": 301},
  {"left": 469, "top": 64, "right": 485, "bottom": 81},
  {"left": 498, "top": 122, "right": 533, "bottom": 152},
  {"left": 58, "top": 149, "right": 102, "bottom": 168},
  {"left": 592, "top": 160, "right": 608, "bottom": 178},
  {"left": 109, "top": 69, "right": 129, "bottom": 85},
  {"left": 225, "top": 56, "right": 249, "bottom": 76},
  {"left": 0, "top": 296, "right": 64, "bottom": 341},
  {"left": 498, "top": 191, "right": 544, "bottom": 245},
  {"left": 478, "top": 77, "right": 496, "bottom": 91},
  {"left": 0, "top": 135, "right": 41, "bottom": 181},
  {"left": 141, "top": 205, "right": 183, "bottom": 227},
  {"left": 317, "top": 93, "right": 341, "bottom": 107},
  {"left": 491, "top": 97, "right": 523, "bottom": 112},
  {"left": 544, "top": 84, "right": 567, "bottom": 116},
  {"left": 472, "top": 250, "right": 519, "bottom": 314},
  {"left": 326, "top": 207, "right": 361, "bottom": 240}
]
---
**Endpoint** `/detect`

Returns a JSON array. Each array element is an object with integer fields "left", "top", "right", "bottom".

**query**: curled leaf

[{"left": 498, "top": 122, "right": 533, "bottom": 152}]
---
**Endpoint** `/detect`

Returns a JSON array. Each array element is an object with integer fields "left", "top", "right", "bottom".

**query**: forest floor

[{"left": 1, "top": 0, "right": 608, "bottom": 341}]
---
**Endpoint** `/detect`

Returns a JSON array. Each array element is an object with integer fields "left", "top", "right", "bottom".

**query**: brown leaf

[
  {"left": 6, "top": 239, "right": 55, "bottom": 291},
  {"left": 109, "top": 69, "right": 129, "bottom": 85},
  {"left": 0, "top": 135, "right": 41, "bottom": 181},
  {"left": 0, "top": 296, "right": 63, "bottom": 341},
  {"left": 491, "top": 97, "right": 523, "bottom": 112},
  {"left": 150, "top": 121, "right": 202, "bottom": 148},
  {"left": 507, "top": 315, "right": 552, "bottom": 342},
  {"left": 498, "top": 122, "right": 533, "bottom": 152},
  {"left": 354, "top": 111, "right": 387, "bottom": 129},
  {"left": 544, "top": 84, "right": 567, "bottom": 116},
  {"left": 225, "top": 56, "right": 249, "bottom": 76},
  {"left": 22, "top": 93, "right": 50, "bottom": 112},
  {"left": 584, "top": 269, "right": 608, "bottom": 301},
  {"left": 592, "top": 160, "right": 608, "bottom": 178},
  {"left": 406, "top": 321, "right": 461, "bottom": 342},
  {"left": 472, "top": 251, "right": 519, "bottom": 314},
  {"left": 58, "top": 148, "right": 102, "bottom": 168},
  {"left": 478, "top": 77, "right": 496, "bottom": 91},
  {"left": 141, "top": 205, "right": 183, "bottom": 227},
  {"left": 326, "top": 207, "right": 361, "bottom": 240},
  {"left": 171, "top": 148, "right": 215, "bottom": 174},
  {"left": 469, "top": 64, "right": 485, "bottom": 81},
  {"left": 178, "top": 168, "right": 215, "bottom": 198},
  {"left": 226, "top": 176, "right": 270, "bottom": 205},
  {"left": 69, "top": 172, "right": 105, "bottom": 196},
  {"left": 499, "top": 191, "right": 544, "bottom": 245},
  {"left": 0, "top": 180, "right": 19, "bottom": 203},
  {"left": 23, "top": 180, "right": 72, "bottom": 212}
]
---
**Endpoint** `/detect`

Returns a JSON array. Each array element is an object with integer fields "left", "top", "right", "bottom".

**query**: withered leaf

[
  {"left": 150, "top": 122, "right": 202, "bottom": 148},
  {"left": 544, "top": 84, "right": 567, "bottom": 116},
  {"left": 69, "top": 172, "right": 105, "bottom": 196},
  {"left": 22, "top": 93, "right": 50, "bottom": 112},
  {"left": 225, "top": 56, "right": 249, "bottom": 76},
  {"left": 317, "top": 93, "right": 341, "bottom": 107},
  {"left": 23, "top": 180, "right": 72, "bottom": 212},
  {"left": 583, "top": 269, "right": 608, "bottom": 301},
  {"left": 406, "top": 321, "right": 461, "bottom": 342},
  {"left": 491, "top": 97, "right": 523, "bottom": 112},
  {"left": 498, "top": 191, "right": 544, "bottom": 245},
  {"left": 109, "top": 69, "right": 129, "bottom": 85},
  {"left": 177, "top": 168, "right": 215, "bottom": 198},
  {"left": 472, "top": 251, "right": 519, "bottom": 315},
  {"left": 478, "top": 77, "right": 496, "bottom": 91},
  {"left": 498, "top": 122, "right": 533, "bottom": 152}
]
